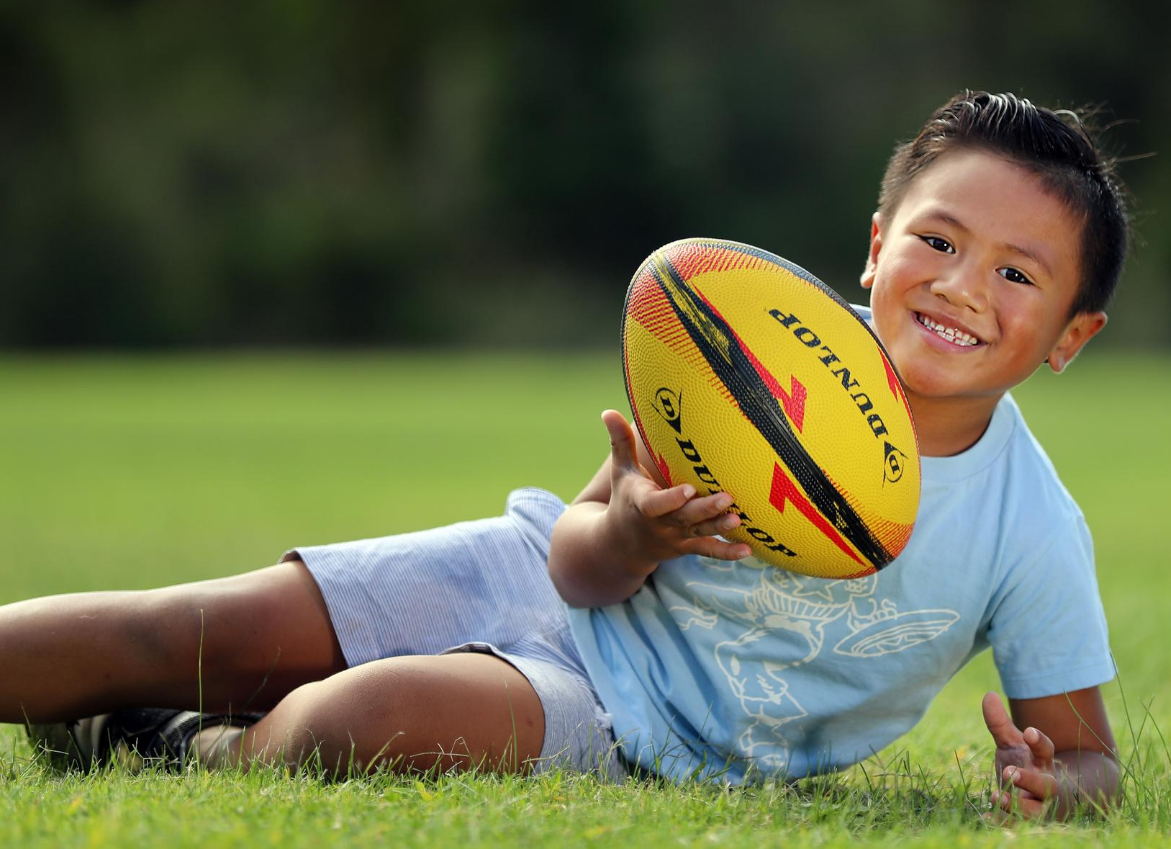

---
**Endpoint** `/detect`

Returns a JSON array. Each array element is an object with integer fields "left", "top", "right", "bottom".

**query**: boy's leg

[
  {"left": 1, "top": 560, "right": 345, "bottom": 724},
  {"left": 194, "top": 652, "right": 545, "bottom": 775}
]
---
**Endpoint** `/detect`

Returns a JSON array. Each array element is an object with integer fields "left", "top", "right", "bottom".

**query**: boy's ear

[
  {"left": 860, "top": 213, "right": 883, "bottom": 290},
  {"left": 1048, "top": 311, "right": 1108, "bottom": 373}
]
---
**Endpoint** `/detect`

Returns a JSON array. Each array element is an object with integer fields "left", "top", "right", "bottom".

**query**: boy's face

[{"left": 860, "top": 149, "right": 1106, "bottom": 405}]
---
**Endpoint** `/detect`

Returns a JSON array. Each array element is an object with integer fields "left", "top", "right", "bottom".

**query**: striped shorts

[{"left": 280, "top": 487, "right": 625, "bottom": 780}]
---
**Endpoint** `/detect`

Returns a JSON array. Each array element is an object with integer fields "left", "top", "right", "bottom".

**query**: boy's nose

[{"left": 929, "top": 266, "right": 988, "bottom": 313}]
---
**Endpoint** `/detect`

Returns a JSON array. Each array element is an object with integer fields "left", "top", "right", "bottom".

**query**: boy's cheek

[{"left": 866, "top": 282, "right": 904, "bottom": 327}]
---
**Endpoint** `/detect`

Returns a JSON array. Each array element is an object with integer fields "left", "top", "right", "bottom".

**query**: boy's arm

[
  {"left": 548, "top": 410, "right": 752, "bottom": 608},
  {"left": 982, "top": 687, "right": 1118, "bottom": 820}
]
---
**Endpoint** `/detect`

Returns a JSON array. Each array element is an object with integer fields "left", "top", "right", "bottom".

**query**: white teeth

[{"left": 916, "top": 313, "right": 979, "bottom": 346}]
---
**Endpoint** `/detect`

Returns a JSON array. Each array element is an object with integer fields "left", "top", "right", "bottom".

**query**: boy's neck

[{"left": 908, "top": 391, "right": 1002, "bottom": 457}]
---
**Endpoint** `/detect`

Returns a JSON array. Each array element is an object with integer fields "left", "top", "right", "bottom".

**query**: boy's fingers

[
  {"left": 637, "top": 483, "right": 696, "bottom": 518},
  {"left": 684, "top": 537, "right": 754, "bottom": 561},
  {"left": 1015, "top": 798, "right": 1048, "bottom": 820},
  {"left": 687, "top": 511, "right": 741, "bottom": 539},
  {"left": 994, "top": 790, "right": 1048, "bottom": 821},
  {"left": 982, "top": 807, "right": 1012, "bottom": 827},
  {"left": 1023, "top": 726, "right": 1056, "bottom": 770},
  {"left": 981, "top": 691, "right": 1024, "bottom": 748},
  {"left": 669, "top": 492, "right": 736, "bottom": 527},
  {"left": 602, "top": 410, "right": 639, "bottom": 471},
  {"left": 999, "top": 768, "right": 1057, "bottom": 821},
  {"left": 1003, "top": 766, "right": 1058, "bottom": 802}
]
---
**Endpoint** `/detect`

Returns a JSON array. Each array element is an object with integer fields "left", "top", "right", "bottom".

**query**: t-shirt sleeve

[{"left": 986, "top": 515, "right": 1115, "bottom": 700}]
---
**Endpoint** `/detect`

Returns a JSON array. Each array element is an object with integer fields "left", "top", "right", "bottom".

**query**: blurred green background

[{"left": 0, "top": 1, "right": 1166, "bottom": 351}]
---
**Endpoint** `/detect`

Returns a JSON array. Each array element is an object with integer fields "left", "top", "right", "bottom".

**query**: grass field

[{"left": 2, "top": 351, "right": 1170, "bottom": 847}]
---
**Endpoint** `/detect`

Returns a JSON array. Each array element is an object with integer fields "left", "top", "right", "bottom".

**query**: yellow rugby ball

[{"left": 622, "top": 238, "right": 920, "bottom": 578}]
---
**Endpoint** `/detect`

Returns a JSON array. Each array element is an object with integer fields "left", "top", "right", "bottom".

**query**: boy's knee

[
  {"left": 257, "top": 665, "right": 466, "bottom": 773},
  {"left": 251, "top": 676, "right": 393, "bottom": 771},
  {"left": 291, "top": 668, "right": 407, "bottom": 744},
  {"left": 245, "top": 658, "right": 543, "bottom": 775}
]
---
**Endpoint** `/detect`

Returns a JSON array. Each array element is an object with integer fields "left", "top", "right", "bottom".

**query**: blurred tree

[{"left": 0, "top": 0, "right": 1165, "bottom": 348}]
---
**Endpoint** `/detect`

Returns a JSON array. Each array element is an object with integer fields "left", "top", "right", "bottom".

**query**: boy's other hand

[
  {"left": 981, "top": 691, "right": 1058, "bottom": 821},
  {"left": 602, "top": 410, "right": 753, "bottom": 565}
]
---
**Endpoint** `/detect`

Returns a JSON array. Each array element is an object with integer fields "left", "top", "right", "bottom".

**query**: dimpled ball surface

[{"left": 621, "top": 238, "right": 920, "bottom": 578}]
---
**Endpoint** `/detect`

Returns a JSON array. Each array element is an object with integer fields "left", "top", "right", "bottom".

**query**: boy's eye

[
  {"left": 920, "top": 236, "right": 955, "bottom": 254},
  {"left": 998, "top": 267, "right": 1034, "bottom": 286}
]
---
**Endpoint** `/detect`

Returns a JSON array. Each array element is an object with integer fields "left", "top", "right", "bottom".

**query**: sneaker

[{"left": 27, "top": 708, "right": 264, "bottom": 772}]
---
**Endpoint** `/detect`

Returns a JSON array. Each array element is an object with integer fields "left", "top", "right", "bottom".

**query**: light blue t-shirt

[{"left": 566, "top": 377, "right": 1114, "bottom": 783}]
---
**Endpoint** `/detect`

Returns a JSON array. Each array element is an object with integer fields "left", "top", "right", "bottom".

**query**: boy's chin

[{"left": 899, "top": 372, "right": 996, "bottom": 405}]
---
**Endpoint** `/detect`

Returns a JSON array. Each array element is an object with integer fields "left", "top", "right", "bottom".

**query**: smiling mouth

[{"left": 915, "top": 313, "right": 981, "bottom": 347}]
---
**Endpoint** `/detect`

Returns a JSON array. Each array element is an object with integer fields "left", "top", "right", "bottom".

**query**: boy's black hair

[{"left": 878, "top": 91, "right": 1129, "bottom": 317}]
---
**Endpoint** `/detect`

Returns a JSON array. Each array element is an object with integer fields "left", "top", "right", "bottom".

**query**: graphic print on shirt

[{"left": 670, "top": 557, "right": 960, "bottom": 771}]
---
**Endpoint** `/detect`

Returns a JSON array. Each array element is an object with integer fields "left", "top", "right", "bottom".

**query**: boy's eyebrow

[{"left": 918, "top": 209, "right": 1054, "bottom": 279}]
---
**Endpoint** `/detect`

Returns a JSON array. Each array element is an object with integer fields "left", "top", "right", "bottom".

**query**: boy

[{"left": 13, "top": 91, "right": 1127, "bottom": 821}]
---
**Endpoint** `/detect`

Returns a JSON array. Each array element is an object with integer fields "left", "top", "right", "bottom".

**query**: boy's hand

[
  {"left": 981, "top": 691, "right": 1058, "bottom": 820},
  {"left": 602, "top": 410, "right": 753, "bottom": 566}
]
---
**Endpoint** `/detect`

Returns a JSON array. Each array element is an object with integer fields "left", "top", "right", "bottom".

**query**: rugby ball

[{"left": 621, "top": 238, "right": 919, "bottom": 578}]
